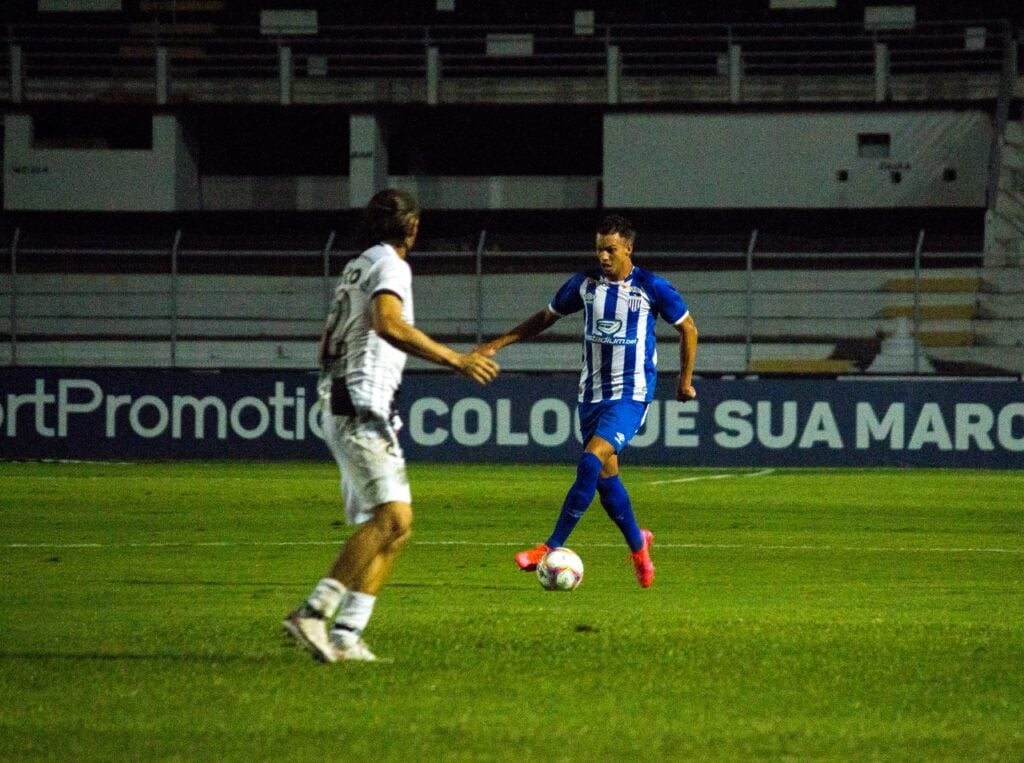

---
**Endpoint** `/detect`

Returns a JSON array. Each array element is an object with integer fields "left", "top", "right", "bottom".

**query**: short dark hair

[
  {"left": 597, "top": 213, "right": 636, "bottom": 245},
  {"left": 358, "top": 188, "right": 420, "bottom": 248}
]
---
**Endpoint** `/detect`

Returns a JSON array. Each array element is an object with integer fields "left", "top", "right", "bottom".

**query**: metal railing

[
  {"left": 3, "top": 19, "right": 1015, "bottom": 105},
  {"left": 2, "top": 225, "right": 997, "bottom": 376}
]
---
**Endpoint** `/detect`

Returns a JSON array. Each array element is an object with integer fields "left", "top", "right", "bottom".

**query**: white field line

[
  {"left": 4, "top": 539, "right": 1021, "bottom": 554},
  {"left": 648, "top": 468, "right": 776, "bottom": 485}
]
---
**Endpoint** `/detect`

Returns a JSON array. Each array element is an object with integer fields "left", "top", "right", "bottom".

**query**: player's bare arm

[
  {"left": 372, "top": 292, "right": 499, "bottom": 384},
  {"left": 676, "top": 313, "right": 699, "bottom": 401},
  {"left": 477, "top": 307, "right": 562, "bottom": 357}
]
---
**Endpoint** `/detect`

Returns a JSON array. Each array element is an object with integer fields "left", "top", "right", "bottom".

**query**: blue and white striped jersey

[{"left": 549, "top": 266, "right": 689, "bottom": 403}]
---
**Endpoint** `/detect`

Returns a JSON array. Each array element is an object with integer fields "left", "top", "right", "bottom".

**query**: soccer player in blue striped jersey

[{"left": 478, "top": 214, "right": 698, "bottom": 587}]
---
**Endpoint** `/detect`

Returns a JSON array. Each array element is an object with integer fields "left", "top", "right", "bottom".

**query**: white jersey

[{"left": 319, "top": 243, "right": 413, "bottom": 418}]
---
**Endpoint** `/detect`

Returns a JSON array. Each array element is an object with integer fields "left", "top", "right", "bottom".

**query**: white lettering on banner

[
  {"left": 722, "top": 400, "right": 959, "bottom": 452},
  {"left": 451, "top": 398, "right": 491, "bottom": 446},
  {"left": 529, "top": 399, "right": 571, "bottom": 447},
  {"left": 857, "top": 402, "right": 905, "bottom": 448},
  {"left": 1, "top": 378, "right": 1021, "bottom": 457},
  {"left": 998, "top": 404, "right": 1024, "bottom": 451},
  {"left": 294, "top": 387, "right": 307, "bottom": 440},
  {"left": 858, "top": 401, "right": 1023, "bottom": 452},
  {"left": 496, "top": 399, "right": 528, "bottom": 446},
  {"left": 106, "top": 395, "right": 132, "bottom": 437},
  {"left": 955, "top": 404, "right": 994, "bottom": 451},
  {"left": 735, "top": 400, "right": 844, "bottom": 450},
  {"left": 5, "top": 379, "right": 56, "bottom": 437},
  {"left": 173, "top": 396, "right": 229, "bottom": 439},
  {"left": 410, "top": 397, "right": 574, "bottom": 447},
  {"left": 130, "top": 396, "right": 170, "bottom": 438},
  {"left": 714, "top": 400, "right": 754, "bottom": 448},
  {"left": 0, "top": 378, "right": 318, "bottom": 441},
  {"left": 137, "top": 388, "right": 316, "bottom": 440},
  {"left": 665, "top": 400, "right": 699, "bottom": 447},
  {"left": 230, "top": 397, "right": 271, "bottom": 440},
  {"left": 800, "top": 401, "right": 843, "bottom": 449},
  {"left": 269, "top": 382, "right": 302, "bottom": 441},
  {"left": 758, "top": 400, "right": 798, "bottom": 449},
  {"left": 409, "top": 397, "right": 448, "bottom": 445},
  {"left": 716, "top": 398, "right": 1024, "bottom": 452},
  {"left": 58, "top": 379, "right": 103, "bottom": 437},
  {"left": 908, "top": 402, "right": 952, "bottom": 450}
]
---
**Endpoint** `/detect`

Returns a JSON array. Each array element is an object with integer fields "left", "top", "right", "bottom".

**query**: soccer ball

[{"left": 536, "top": 547, "right": 584, "bottom": 591}]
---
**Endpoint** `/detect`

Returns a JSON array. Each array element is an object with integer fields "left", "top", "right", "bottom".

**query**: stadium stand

[
  {"left": 1, "top": 1, "right": 1022, "bottom": 376},
  {"left": 1, "top": 215, "right": 1018, "bottom": 374}
]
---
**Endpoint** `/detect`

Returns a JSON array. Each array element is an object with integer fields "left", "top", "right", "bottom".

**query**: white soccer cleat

[
  {"left": 282, "top": 609, "right": 337, "bottom": 664},
  {"left": 329, "top": 632, "right": 378, "bottom": 662}
]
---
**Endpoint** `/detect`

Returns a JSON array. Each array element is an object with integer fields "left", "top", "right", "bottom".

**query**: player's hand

[
  {"left": 474, "top": 342, "right": 499, "bottom": 359},
  {"left": 676, "top": 383, "right": 697, "bottom": 402},
  {"left": 457, "top": 350, "right": 500, "bottom": 384}
]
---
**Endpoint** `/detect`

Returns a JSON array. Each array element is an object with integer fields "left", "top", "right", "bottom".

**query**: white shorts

[{"left": 322, "top": 409, "right": 411, "bottom": 526}]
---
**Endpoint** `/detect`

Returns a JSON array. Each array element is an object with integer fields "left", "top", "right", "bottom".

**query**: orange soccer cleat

[
  {"left": 514, "top": 543, "right": 550, "bottom": 571},
  {"left": 631, "top": 529, "right": 655, "bottom": 588}
]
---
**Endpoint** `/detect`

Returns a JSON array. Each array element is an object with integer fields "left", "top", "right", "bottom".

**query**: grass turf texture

[{"left": 1, "top": 462, "right": 1022, "bottom": 761}]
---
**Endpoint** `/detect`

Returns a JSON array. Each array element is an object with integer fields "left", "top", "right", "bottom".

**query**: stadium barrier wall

[{"left": 1, "top": 368, "right": 1022, "bottom": 468}]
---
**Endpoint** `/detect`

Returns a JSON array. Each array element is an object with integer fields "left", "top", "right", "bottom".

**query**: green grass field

[{"left": 1, "top": 461, "right": 1022, "bottom": 761}]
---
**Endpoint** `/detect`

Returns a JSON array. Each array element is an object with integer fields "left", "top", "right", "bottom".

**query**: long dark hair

[{"left": 357, "top": 188, "right": 420, "bottom": 249}]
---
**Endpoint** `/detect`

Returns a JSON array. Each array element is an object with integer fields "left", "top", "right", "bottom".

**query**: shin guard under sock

[
  {"left": 597, "top": 474, "right": 643, "bottom": 552},
  {"left": 546, "top": 452, "right": 602, "bottom": 548}
]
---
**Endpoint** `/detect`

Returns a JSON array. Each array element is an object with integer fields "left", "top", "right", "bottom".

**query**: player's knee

[
  {"left": 391, "top": 525, "right": 412, "bottom": 553},
  {"left": 379, "top": 502, "right": 413, "bottom": 548}
]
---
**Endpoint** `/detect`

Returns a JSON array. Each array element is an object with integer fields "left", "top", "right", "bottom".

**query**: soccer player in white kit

[
  {"left": 478, "top": 214, "right": 698, "bottom": 588},
  {"left": 284, "top": 189, "right": 499, "bottom": 662}
]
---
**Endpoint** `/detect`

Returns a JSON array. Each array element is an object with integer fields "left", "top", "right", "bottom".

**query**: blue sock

[
  {"left": 546, "top": 453, "right": 602, "bottom": 548},
  {"left": 597, "top": 475, "right": 644, "bottom": 552}
]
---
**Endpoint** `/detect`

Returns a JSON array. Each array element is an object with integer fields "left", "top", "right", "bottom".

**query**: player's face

[{"left": 595, "top": 232, "right": 633, "bottom": 281}]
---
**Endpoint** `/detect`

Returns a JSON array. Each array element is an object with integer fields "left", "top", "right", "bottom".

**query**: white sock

[
  {"left": 305, "top": 577, "right": 346, "bottom": 618},
  {"left": 332, "top": 591, "right": 377, "bottom": 641}
]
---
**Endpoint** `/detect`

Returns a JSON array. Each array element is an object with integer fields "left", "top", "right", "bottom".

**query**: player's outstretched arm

[
  {"left": 676, "top": 313, "right": 699, "bottom": 401},
  {"left": 373, "top": 293, "right": 499, "bottom": 384},
  {"left": 476, "top": 307, "right": 561, "bottom": 357},
  {"left": 453, "top": 350, "right": 501, "bottom": 385}
]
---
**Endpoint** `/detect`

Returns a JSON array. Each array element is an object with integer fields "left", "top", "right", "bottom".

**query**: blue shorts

[{"left": 578, "top": 399, "right": 649, "bottom": 453}]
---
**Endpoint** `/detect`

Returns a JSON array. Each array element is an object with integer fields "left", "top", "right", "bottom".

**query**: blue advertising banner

[{"left": 0, "top": 367, "right": 1022, "bottom": 467}]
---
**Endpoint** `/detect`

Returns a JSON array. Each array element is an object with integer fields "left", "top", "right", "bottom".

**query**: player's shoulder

[
  {"left": 561, "top": 269, "right": 596, "bottom": 289},
  {"left": 366, "top": 245, "right": 410, "bottom": 274},
  {"left": 631, "top": 265, "right": 675, "bottom": 292}
]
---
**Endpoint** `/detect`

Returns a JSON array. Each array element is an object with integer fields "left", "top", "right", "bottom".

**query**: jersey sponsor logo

[
  {"left": 588, "top": 334, "right": 638, "bottom": 346},
  {"left": 596, "top": 319, "right": 622, "bottom": 335},
  {"left": 614, "top": 431, "right": 626, "bottom": 446}
]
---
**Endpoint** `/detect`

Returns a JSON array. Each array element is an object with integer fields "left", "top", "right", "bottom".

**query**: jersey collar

[{"left": 601, "top": 266, "right": 635, "bottom": 285}]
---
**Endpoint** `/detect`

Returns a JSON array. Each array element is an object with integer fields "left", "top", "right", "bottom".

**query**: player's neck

[
  {"left": 384, "top": 241, "right": 411, "bottom": 260},
  {"left": 605, "top": 264, "right": 633, "bottom": 282}
]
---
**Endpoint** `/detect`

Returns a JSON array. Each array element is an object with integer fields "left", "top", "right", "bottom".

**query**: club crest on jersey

[
  {"left": 596, "top": 319, "right": 622, "bottom": 336},
  {"left": 627, "top": 288, "right": 643, "bottom": 312}
]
